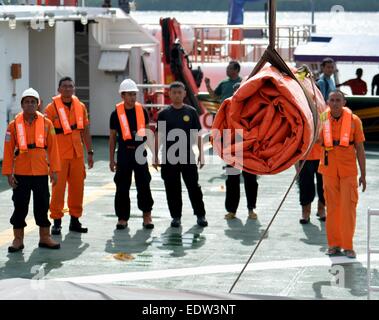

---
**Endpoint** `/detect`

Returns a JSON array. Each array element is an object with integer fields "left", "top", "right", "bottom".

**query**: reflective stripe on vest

[
  {"left": 116, "top": 102, "right": 146, "bottom": 141},
  {"left": 53, "top": 95, "right": 84, "bottom": 135},
  {"left": 15, "top": 111, "right": 45, "bottom": 153},
  {"left": 322, "top": 107, "right": 352, "bottom": 150}
]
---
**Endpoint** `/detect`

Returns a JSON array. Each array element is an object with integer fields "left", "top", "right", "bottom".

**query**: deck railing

[{"left": 190, "top": 23, "right": 313, "bottom": 63}]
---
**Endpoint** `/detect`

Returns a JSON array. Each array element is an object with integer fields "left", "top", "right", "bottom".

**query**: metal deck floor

[{"left": 1, "top": 138, "right": 379, "bottom": 300}]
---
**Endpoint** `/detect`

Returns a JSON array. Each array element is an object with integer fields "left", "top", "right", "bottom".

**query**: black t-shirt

[
  {"left": 109, "top": 106, "right": 149, "bottom": 164},
  {"left": 157, "top": 104, "right": 201, "bottom": 164}
]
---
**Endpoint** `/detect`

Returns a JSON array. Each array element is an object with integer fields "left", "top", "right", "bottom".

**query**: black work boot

[
  {"left": 51, "top": 219, "right": 62, "bottom": 235},
  {"left": 170, "top": 218, "right": 181, "bottom": 228},
  {"left": 69, "top": 217, "right": 88, "bottom": 233},
  {"left": 196, "top": 216, "right": 208, "bottom": 227}
]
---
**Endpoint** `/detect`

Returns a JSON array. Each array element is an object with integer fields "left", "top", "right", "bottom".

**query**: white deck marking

[
  {"left": 54, "top": 253, "right": 379, "bottom": 284},
  {"left": 366, "top": 150, "right": 379, "bottom": 156},
  {"left": 279, "top": 267, "right": 307, "bottom": 296}
]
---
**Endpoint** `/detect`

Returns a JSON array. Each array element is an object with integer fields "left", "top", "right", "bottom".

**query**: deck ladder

[{"left": 367, "top": 208, "right": 379, "bottom": 300}]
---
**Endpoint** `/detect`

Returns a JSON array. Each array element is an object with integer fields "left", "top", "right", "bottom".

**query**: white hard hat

[
  {"left": 119, "top": 79, "right": 139, "bottom": 94},
  {"left": 21, "top": 88, "right": 40, "bottom": 101}
]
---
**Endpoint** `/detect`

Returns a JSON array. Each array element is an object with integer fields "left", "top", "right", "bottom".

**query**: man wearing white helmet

[
  {"left": 109, "top": 78, "right": 154, "bottom": 229},
  {"left": 44, "top": 77, "right": 94, "bottom": 235},
  {"left": 2, "top": 88, "right": 61, "bottom": 252}
]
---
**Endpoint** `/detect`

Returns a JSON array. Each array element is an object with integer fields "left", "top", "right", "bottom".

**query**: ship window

[{"left": 98, "top": 51, "right": 129, "bottom": 72}]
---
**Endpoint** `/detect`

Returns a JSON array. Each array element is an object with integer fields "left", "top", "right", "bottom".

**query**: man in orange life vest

[
  {"left": 319, "top": 90, "right": 366, "bottom": 259},
  {"left": 2, "top": 88, "right": 61, "bottom": 252},
  {"left": 44, "top": 77, "right": 94, "bottom": 235},
  {"left": 109, "top": 79, "right": 154, "bottom": 229}
]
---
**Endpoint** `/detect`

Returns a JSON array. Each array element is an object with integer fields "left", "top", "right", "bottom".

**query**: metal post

[
  {"left": 201, "top": 28, "right": 205, "bottom": 63},
  {"left": 368, "top": 207, "right": 371, "bottom": 300},
  {"left": 194, "top": 28, "right": 198, "bottom": 63},
  {"left": 268, "top": 0, "right": 276, "bottom": 49},
  {"left": 288, "top": 27, "right": 291, "bottom": 61},
  {"left": 310, "top": 0, "right": 316, "bottom": 33},
  {"left": 367, "top": 208, "right": 379, "bottom": 300}
]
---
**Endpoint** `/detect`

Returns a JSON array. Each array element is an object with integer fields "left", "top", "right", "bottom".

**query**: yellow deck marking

[
  {"left": 0, "top": 182, "right": 115, "bottom": 247},
  {"left": 0, "top": 223, "right": 37, "bottom": 247}
]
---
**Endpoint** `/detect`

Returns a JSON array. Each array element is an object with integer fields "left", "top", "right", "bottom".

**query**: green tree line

[{"left": 85, "top": 0, "right": 379, "bottom": 11}]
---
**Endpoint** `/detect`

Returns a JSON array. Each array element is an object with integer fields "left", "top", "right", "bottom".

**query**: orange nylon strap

[
  {"left": 116, "top": 102, "right": 146, "bottom": 141},
  {"left": 53, "top": 95, "right": 84, "bottom": 134},
  {"left": 72, "top": 96, "right": 84, "bottom": 130},
  {"left": 340, "top": 107, "right": 352, "bottom": 146},
  {"left": 323, "top": 107, "right": 352, "bottom": 150},
  {"left": 34, "top": 111, "right": 46, "bottom": 148},
  {"left": 323, "top": 109, "right": 333, "bottom": 150},
  {"left": 116, "top": 102, "right": 132, "bottom": 140},
  {"left": 135, "top": 102, "right": 146, "bottom": 137},
  {"left": 15, "top": 111, "right": 45, "bottom": 152}
]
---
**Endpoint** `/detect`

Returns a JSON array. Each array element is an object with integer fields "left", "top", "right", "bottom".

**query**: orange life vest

[
  {"left": 53, "top": 95, "right": 84, "bottom": 135},
  {"left": 116, "top": 102, "right": 146, "bottom": 141},
  {"left": 15, "top": 111, "right": 45, "bottom": 152},
  {"left": 322, "top": 107, "right": 352, "bottom": 150}
]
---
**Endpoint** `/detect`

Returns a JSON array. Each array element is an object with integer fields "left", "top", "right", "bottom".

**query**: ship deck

[{"left": 0, "top": 137, "right": 379, "bottom": 300}]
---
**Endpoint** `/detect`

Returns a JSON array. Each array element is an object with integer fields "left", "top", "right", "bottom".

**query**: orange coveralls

[
  {"left": 318, "top": 111, "right": 365, "bottom": 251},
  {"left": 306, "top": 143, "right": 322, "bottom": 161},
  {"left": 44, "top": 98, "right": 89, "bottom": 219}
]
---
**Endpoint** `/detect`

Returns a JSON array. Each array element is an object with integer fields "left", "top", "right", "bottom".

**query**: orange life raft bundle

[{"left": 211, "top": 64, "right": 327, "bottom": 175}]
